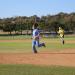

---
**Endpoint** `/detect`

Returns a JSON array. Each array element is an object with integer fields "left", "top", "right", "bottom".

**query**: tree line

[{"left": 0, "top": 12, "right": 75, "bottom": 35}]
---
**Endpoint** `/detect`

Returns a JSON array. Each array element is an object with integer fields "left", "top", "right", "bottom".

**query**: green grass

[
  {"left": 0, "top": 35, "right": 31, "bottom": 40},
  {"left": 0, "top": 34, "right": 74, "bottom": 40},
  {"left": 0, "top": 39, "right": 75, "bottom": 53},
  {"left": 0, "top": 42, "right": 32, "bottom": 53},
  {"left": 0, "top": 64, "right": 75, "bottom": 75},
  {"left": 0, "top": 35, "right": 75, "bottom": 53}
]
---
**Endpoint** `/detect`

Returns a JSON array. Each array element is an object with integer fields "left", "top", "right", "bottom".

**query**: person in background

[
  {"left": 58, "top": 27, "right": 65, "bottom": 45},
  {"left": 32, "top": 23, "right": 46, "bottom": 53}
]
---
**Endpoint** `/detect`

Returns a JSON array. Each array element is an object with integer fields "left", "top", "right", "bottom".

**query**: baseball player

[
  {"left": 32, "top": 23, "right": 46, "bottom": 53},
  {"left": 58, "top": 27, "right": 65, "bottom": 45}
]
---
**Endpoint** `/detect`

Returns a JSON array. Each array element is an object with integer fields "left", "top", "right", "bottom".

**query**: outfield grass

[
  {"left": 0, "top": 39, "right": 75, "bottom": 53},
  {"left": 0, "top": 35, "right": 31, "bottom": 40},
  {"left": 0, "top": 35, "right": 75, "bottom": 53},
  {"left": 0, "top": 34, "right": 75, "bottom": 40},
  {"left": 0, "top": 64, "right": 75, "bottom": 75}
]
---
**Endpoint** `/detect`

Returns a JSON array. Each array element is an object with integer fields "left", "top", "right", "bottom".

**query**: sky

[{"left": 0, "top": 0, "right": 75, "bottom": 18}]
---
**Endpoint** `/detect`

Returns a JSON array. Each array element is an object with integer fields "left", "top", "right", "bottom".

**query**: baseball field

[{"left": 0, "top": 35, "right": 75, "bottom": 75}]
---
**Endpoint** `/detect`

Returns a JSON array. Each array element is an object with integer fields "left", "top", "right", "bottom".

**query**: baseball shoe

[
  {"left": 42, "top": 43, "right": 46, "bottom": 47},
  {"left": 34, "top": 50, "right": 38, "bottom": 53},
  {"left": 62, "top": 40, "right": 65, "bottom": 45}
]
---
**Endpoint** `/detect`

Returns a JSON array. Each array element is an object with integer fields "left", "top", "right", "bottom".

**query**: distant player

[
  {"left": 58, "top": 27, "right": 65, "bottom": 45},
  {"left": 32, "top": 23, "right": 46, "bottom": 53}
]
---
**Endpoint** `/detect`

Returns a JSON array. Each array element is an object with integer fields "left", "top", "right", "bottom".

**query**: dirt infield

[{"left": 0, "top": 50, "right": 75, "bottom": 67}]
